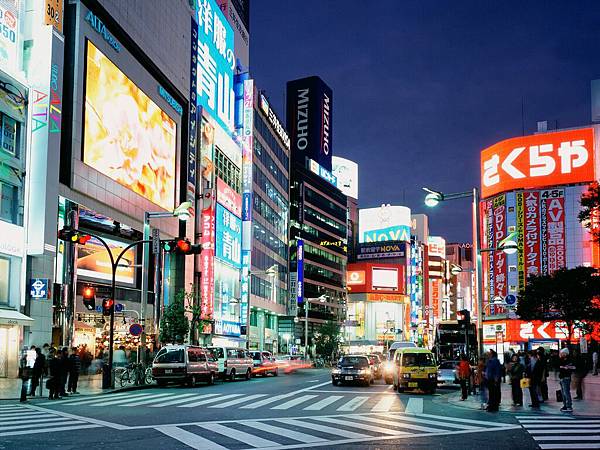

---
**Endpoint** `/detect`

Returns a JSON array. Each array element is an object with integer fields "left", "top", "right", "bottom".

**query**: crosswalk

[
  {"left": 40, "top": 390, "right": 408, "bottom": 413},
  {"left": 0, "top": 404, "right": 101, "bottom": 437},
  {"left": 151, "top": 411, "right": 518, "bottom": 449},
  {"left": 517, "top": 415, "right": 600, "bottom": 449}
]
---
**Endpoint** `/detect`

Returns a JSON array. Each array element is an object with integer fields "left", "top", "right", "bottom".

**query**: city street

[{"left": 4, "top": 368, "right": 598, "bottom": 449}]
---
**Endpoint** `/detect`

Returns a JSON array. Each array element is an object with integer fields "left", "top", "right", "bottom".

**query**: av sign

[{"left": 481, "top": 128, "right": 595, "bottom": 198}]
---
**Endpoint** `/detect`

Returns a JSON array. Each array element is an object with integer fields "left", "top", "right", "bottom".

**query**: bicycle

[{"left": 115, "top": 363, "right": 151, "bottom": 387}]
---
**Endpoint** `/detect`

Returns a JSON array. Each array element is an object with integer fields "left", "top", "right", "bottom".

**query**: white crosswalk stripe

[
  {"left": 303, "top": 395, "right": 344, "bottom": 411},
  {"left": 518, "top": 415, "right": 600, "bottom": 449},
  {"left": 0, "top": 405, "right": 101, "bottom": 437},
  {"left": 149, "top": 411, "right": 519, "bottom": 449},
  {"left": 336, "top": 396, "right": 369, "bottom": 411},
  {"left": 271, "top": 394, "right": 318, "bottom": 410}
]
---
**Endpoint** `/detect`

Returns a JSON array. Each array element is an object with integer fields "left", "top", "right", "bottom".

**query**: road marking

[
  {"left": 311, "top": 415, "right": 409, "bottom": 436},
  {"left": 0, "top": 420, "right": 74, "bottom": 432},
  {"left": 539, "top": 446, "right": 600, "bottom": 450},
  {"left": 49, "top": 391, "right": 133, "bottom": 405},
  {"left": 150, "top": 393, "right": 206, "bottom": 407},
  {"left": 303, "top": 395, "right": 344, "bottom": 410},
  {"left": 274, "top": 417, "right": 369, "bottom": 439},
  {"left": 336, "top": 396, "right": 368, "bottom": 411},
  {"left": 516, "top": 415, "right": 575, "bottom": 420},
  {"left": 311, "top": 389, "right": 397, "bottom": 395},
  {"left": 181, "top": 394, "right": 242, "bottom": 408},
  {"left": 0, "top": 424, "right": 100, "bottom": 437},
  {"left": 534, "top": 436, "right": 600, "bottom": 442},
  {"left": 353, "top": 415, "right": 445, "bottom": 433},
  {"left": 116, "top": 393, "right": 175, "bottom": 406},
  {"left": 373, "top": 413, "right": 479, "bottom": 430},
  {"left": 243, "top": 420, "right": 326, "bottom": 443},
  {"left": 404, "top": 397, "right": 423, "bottom": 414},
  {"left": 83, "top": 392, "right": 157, "bottom": 407},
  {"left": 23, "top": 404, "right": 129, "bottom": 430},
  {"left": 0, "top": 412, "right": 47, "bottom": 420},
  {"left": 208, "top": 394, "right": 267, "bottom": 408},
  {"left": 0, "top": 417, "right": 71, "bottom": 427},
  {"left": 241, "top": 381, "right": 331, "bottom": 409},
  {"left": 413, "top": 412, "right": 513, "bottom": 427},
  {"left": 520, "top": 420, "right": 600, "bottom": 425},
  {"left": 155, "top": 425, "right": 228, "bottom": 450},
  {"left": 530, "top": 429, "right": 600, "bottom": 434},
  {"left": 307, "top": 380, "right": 320, "bottom": 383},
  {"left": 272, "top": 394, "right": 318, "bottom": 410},
  {"left": 371, "top": 396, "right": 397, "bottom": 412},
  {"left": 197, "top": 422, "right": 278, "bottom": 447}
]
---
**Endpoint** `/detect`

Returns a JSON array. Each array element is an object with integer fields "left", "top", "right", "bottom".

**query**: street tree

[
  {"left": 159, "top": 289, "right": 189, "bottom": 344},
  {"left": 314, "top": 320, "right": 342, "bottom": 362},
  {"left": 517, "top": 266, "right": 600, "bottom": 341},
  {"left": 578, "top": 181, "right": 600, "bottom": 242}
]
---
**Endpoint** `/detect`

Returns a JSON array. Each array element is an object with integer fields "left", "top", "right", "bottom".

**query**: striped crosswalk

[
  {"left": 0, "top": 404, "right": 101, "bottom": 437},
  {"left": 517, "top": 415, "right": 600, "bottom": 449},
  {"left": 41, "top": 390, "right": 405, "bottom": 413},
  {"left": 152, "top": 411, "right": 518, "bottom": 449}
]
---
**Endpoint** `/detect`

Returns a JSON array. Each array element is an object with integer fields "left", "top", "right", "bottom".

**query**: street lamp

[
  {"left": 140, "top": 201, "right": 193, "bottom": 344},
  {"left": 304, "top": 294, "right": 326, "bottom": 360},
  {"left": 282, "top": 332, "right": 291, "bottom": 355}
]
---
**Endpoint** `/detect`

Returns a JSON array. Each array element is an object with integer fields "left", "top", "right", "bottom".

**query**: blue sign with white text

[
  {"left": 30, "top": 279, "right": 49, "bottom": 299},
  {"left": 215, "top": 203, "right": 242, "bottom": 268},
  {"left": 297, "top": 239, "right": 304, "bottom": 305}
]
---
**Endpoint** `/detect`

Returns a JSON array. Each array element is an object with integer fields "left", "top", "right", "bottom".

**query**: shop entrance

[{"left": 0, "top": 326, "right": 9, "bottom": 377}]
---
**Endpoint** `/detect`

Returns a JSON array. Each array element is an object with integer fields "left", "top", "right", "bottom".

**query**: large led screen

[
  {"left": 76, "top": 236, "right": 136, "bottom": 286},
  {"left": 83, "top": 41, "right": 177, "bottom": 210},
  {"left": 359, "top": 205, "right": 411, "bottom": 243}
]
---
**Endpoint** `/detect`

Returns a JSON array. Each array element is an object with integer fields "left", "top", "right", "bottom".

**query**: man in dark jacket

[
  {"left": 68, "top": 347, "right": 81, "bottom": 394},
  {"left": 537, "top": 347, "right": 549, "bottom": 402},
  {"left": 485, "top": 349, "right": 502, "bottom": 412},
  {"left": 558, "top": 348, "right": 575, "bottom": 412},
  {"left": 47, "top": 348, "right": 60, "bottom": 400},
  {"left": 59, "top": 347, "right": 69, "bottom": 397},
  {"left": 527, "top": 350, "right": 543, "bottom": 408},
  {"left": 29, "top": 348, "right": 46, "bottom": 396}
]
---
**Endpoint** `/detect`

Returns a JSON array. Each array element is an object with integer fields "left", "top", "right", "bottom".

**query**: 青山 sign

[
  {"left": 215, "top": 203, "right": 242, "bottom": 268},
  {"left": 196, "top": 0, "right": 235, "bottom": 134},
  {"left": 481, "top": 128, "right": 595, "bottom": 198}
]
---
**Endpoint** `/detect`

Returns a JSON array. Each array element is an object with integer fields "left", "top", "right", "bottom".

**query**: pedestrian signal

[
  {"left": 102, "top": 298, "right": 114, "bottom": 316},
  {"left": 82, "top": 286, "right": 96, "bottom": 311}
]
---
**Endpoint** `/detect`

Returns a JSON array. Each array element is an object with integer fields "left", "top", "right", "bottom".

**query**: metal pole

[
  {"left": 108, "top": 262, "right": 116, "bottom": 389},
  {"left": 473, "top": 187, "right": 485, "bottom": 357},
  {"left": 141, "top": 213, "right": 150, "bottom": 333},
  {"left": 305, "top": 301, "right": 309, "bottom": 360},
  {"left": 246, "top": 270, "right": 251, "bottom": 350}
]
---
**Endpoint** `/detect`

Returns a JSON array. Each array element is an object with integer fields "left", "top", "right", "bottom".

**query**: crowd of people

[{"left": 456, "top": 347, "right": 597, "bottom": 413}]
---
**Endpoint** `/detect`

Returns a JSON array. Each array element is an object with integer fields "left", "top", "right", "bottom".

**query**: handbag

[
  {"left": 556, "top": 389, "right": 563, "bottom": 402},
  {"left": 520, "top": 377, "right": 530, "bottom": 389}
]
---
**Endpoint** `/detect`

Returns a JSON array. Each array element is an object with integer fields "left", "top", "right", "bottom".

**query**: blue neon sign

[{"left": 215, "top": 203, "right": 242, "bottom": 268}]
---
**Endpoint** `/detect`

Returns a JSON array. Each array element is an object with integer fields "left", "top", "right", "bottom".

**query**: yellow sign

[
  {"left": 44, "top": 0, "right": 63, "bottom": 33},
  {"left": 376, "top": 334, "right": 395, "bottom": 341},
  {"left": 366, "top": 293, "right": 409, "bottom": 303}
]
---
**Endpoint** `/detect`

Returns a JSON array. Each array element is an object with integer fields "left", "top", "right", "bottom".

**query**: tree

[
  {"left": 517, "top": 266, "right": 600, "bottom": 342},
  {"left": 578, "top": 181, "right": 600, "bottom": 242},
  {"left": 314, "top": 321, "right": 342, "bottom": 361},
  {"left": 159, "top": 289, "right": 189, "bottom": 344}
]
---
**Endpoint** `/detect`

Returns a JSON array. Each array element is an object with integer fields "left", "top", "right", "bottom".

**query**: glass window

[
  {"left": 197, "top": 352, "right": 207, "bottom": 362},
  {"left": 0, "top": 257, "right": 8, "bottom": 304},
  {"left": 215, "top": 147, "right": 241, "bottom": 193},
  {"left": 155, "top": 348, "right": 184, "bottom": 363},
  {"left": 208, "top": 347, "right": 224, "bottom": 359},
  {"left": 187, "top": 350, "right": 197, "bottom": 362},
  {"left": 254, "top": 112, "right": 289, "bottom": 169},
  {"left": 338, "top": 356, "right": 369, "bottom": 368},
  {"left": 0, "top": 181, "right": 18, "bottom": 225},
  {"left": 227, "top": 349, "right": 238, "bottom": 358},
  {"left": 402, "top": 353, "right": 436, "bottom": 367}
]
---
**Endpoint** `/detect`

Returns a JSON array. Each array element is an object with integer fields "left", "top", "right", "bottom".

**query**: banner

[
  {"left": 544, "top": 189, "right": 566, "bottom": 273},
  {"left": 492, "top": 195, "right": 507, "bottom": 301},
  {"left": 516, "top": 192, "right": 525, "bottom": 290},
  {"left": 200, "top": 192, "right": 216, "bottom": 319},
  {"left": 297, "top": 239, "right": 304, "bottom": 305},
  {"left": 523, "top": 191, "right": 542, "bottom": 281}
]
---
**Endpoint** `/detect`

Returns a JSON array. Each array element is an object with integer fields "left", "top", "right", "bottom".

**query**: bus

[{"left": 433, "top": 321, "right": 478, "bottom": 363}]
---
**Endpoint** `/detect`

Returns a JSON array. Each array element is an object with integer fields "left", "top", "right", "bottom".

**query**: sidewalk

[
  {"left": 444, "top": 374, "right": 600, "bottom": 416},
  {"left": 0, "top": 374, "right": 153, "bottom": 401}
]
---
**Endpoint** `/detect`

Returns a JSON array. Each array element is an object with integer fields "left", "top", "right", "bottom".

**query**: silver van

[
  {"left": 152, "top": 345, "right": 218, "bottom": 386},
  {"left": 207, "top": 346, "right": 253, "bottom": 381}
]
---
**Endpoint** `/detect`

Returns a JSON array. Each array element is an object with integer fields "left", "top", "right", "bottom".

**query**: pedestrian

[
  {"left": 113, "top": 345, "right": 127, "bottom": 368},
  {"left": 509, "top": 353, "right": 524, "bottom": 406},
  {"left": 30, "top": 347, "right": 46, "bottom": 396},
  {"left": 476, "top": 357, "right": 487, "bottom": 409},
  {"left": 58, "top": 347, "right": 69, "bottom": 397},
  {"left": 42, "top": 343, "right": 50, "bottom": 359},
  {"left": 527, "top": 350, "right": 543, "bottom": 408},
  {"left": 47, "top": 348, "right": 60, "bottom": 400},
  {"left": 572, "top": 349, "right": 588, "bottom": 400},
  {"left": 537, "top": 347, "right": 549, "bottom": 402},
  {"left": 457, "top": 354, "right": 471, "bottom": 401},
  {"left": 67, "top": 347, "right": 81, "bottom": 394},
  {"left": 558, "top": 348, "right": 575, "bottom": 412},
  {"left": 593, "top": 350, "right": 598, "bottom": 376},
  {"left": 485, "top": 350, "right": 502, "bottom": 412},
  {"left": 551, "top": 350, "right": 560, "bottom": 380}
]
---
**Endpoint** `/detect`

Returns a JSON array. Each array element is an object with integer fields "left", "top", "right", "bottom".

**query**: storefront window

[
  {"left": 0, "top": 181, "right": 19, "bottom": 225},
  {"left": 0, "top": 257, "right": 8, "bottom": 304}
]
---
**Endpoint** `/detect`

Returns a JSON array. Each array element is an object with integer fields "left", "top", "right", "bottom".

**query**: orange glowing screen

[
  {"left": 83, "top": 41, "right": 177, "bottom": 210},
  {"left": 480, "top": 128, "right": 595, "bottom": 199}
]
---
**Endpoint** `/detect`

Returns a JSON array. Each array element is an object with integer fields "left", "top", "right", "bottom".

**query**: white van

[
  {"left": 387, "top": 341, "right": 417, "bottom": 361},
  {"left": 207, "top": 347, "right": 253, "bottom": 381}
]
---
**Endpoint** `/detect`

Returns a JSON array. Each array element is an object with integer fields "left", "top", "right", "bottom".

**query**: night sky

[{"left": 250, "top": 0, "right": 600, "bottom": 243}]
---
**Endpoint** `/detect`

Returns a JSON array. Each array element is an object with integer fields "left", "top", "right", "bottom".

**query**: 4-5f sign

[{"left": 481, "top": 128, "right": 595, "bottom": 198}]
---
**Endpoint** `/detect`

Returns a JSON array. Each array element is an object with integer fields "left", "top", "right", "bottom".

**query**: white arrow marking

[
  {"left": 537, "top": 322, "right": 551, "bottom": 339},
  {"left": 502, "top": 147, "right": 526, "bottom": 179}
]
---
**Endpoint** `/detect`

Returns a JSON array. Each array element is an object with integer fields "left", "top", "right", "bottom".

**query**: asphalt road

[{"left": 0, "top": 369, "right": 595, "bottom": 449}]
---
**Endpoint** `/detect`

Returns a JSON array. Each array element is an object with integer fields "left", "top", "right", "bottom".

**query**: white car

[
  {"left": 437, "top": 360, "right": 459, "bottom": 386},
  {"left": 206, "top": 347, "right": 254, "bottom": 381}
]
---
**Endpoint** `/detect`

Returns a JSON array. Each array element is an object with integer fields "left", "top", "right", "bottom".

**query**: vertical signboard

[
  {"left": 200, "top": 116, "right": 215, "bottom": 180},
  {"left": 200, "top": 191, "right": 216, "bottom": 319},
  {"left": 516, "top": 192, "right": 525, "bottom": 291},
  {"left": 0, "top": 0, "right": 19, "bottom": 73},
  {"left": 590, "top": 207, "right": 600, "bottom": 269},
  {"left": 523, "top": 191, "right": 542, "bottom": 281},
  {"left": 430, "top": 279, "right": 440, "bottom": 322},
  {"left": 215, "top": 203, "right": 242, "bottom": 268},
  {"left": 485, "top": 199, "right": 494, "bottom": 307},
  {"left": 188, "top": 17, "right": 199, "bottom": 204},
  {"left": 296, "top": 239, "right": 304, "bottom": 305},
  {"left": 240, "top": 79, "right": 253, "bottom": 326},
  {"left": 196, "top": 0, "right": 236, "bottom": 134},
  {"left": 543, "top": 189, "right": 566, "bottom": 273},
  {"left": 493, "top": 195, "right": 507, "bottom": 301}
]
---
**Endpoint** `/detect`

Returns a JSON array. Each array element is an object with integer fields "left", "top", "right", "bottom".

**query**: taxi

[{"left": 392, "top": 347, "right": 437, "bottom": 394}]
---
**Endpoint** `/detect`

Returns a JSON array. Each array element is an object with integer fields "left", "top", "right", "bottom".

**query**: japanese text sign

[
  {"left": 196, "top": 0, "right": 235, "bottom": 134},
  {"left": 215, "top": 203, "right": 242, "bottom": 268},
  {"left": 481, "top": 128, "right": 595, "bottom": 198}
]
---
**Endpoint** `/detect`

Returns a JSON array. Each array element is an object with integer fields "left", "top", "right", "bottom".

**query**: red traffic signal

[
  {"left": 82, "top": 286, "right": 96, "bottom": 311},
  {"left": 176, "top": 239, "right": 191, "bottom": 253},
  {"left": 164, "top": 238, "right": 201, "bottom": 255},
  {"left": 58, "top": 228, "right": 91, "bottom": 245},
  {"left": 102, "top": 298, "right": 114, "bottom": 316}
]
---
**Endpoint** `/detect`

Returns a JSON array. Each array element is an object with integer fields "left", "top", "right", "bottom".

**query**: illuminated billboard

[
  {"left": 215, "top": 203, "right": 242, "bottom": 268},
  {"left": 359, "top": 205, "right": 411, "bottom": 243},
  {"left": 332, "top": 156, "right": 358, "bottom": 199},
  {"left": 76, "top": 236, "right": 136, "bottom": 286},
  {"left": 196, "top": 0, "right": 235, "bottom": 134},
  {"left": 83, "top": 41, "right": 177, "bottom": 210},
  {"left": 427, "top": 236, "right": 446, "bottom": 259},
  {"left": 481, "top": 128, "right": 595, "bottom": 199}
]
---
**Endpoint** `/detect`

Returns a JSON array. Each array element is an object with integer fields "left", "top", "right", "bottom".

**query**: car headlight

[
  {"left": 359, "top": 369, "right": 370, "bottom": 374},
  {"left": 402, "top": 373, "right": 411, "bottom": 379},
  {"left": 384, "top": 362, "right": 394, "bottom": 371},
  {"left": 429, "top": 373, "right": 437, "bottom": 379},
  {"left": 332, "top": 369, "right": 340, "bottom": 374}
]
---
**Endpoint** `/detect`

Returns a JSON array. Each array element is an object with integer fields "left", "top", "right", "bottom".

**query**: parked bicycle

[{"left": 114, "top": 363, "right": 153, "bottom": 387}]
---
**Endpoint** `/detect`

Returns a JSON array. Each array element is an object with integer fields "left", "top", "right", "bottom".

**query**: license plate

[
  {"left": 345, "top": 376, "right": 353, "bottom": 381},
  {"left": 408, "top": 382, "right": 418, "bottom": 387},
  {"left": 165, "top": 369, "right": 172, "bottom": 374}
]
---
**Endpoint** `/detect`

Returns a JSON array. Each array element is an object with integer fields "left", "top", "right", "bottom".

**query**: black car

[{"left": 331, "top": 355, "right": 374, "bottom": 386}]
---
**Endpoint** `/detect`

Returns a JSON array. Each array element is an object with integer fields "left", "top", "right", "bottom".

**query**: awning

[{"left": 0, "top": 308, "right": 34, "bottom": 326}]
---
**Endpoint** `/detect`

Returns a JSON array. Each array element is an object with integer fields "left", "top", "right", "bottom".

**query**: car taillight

[{"left": 224, "top": 360, "right": 227, "bottom": 367}]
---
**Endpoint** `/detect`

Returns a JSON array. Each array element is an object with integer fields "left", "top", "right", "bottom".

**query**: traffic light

[
  {"left": 57, "top": 228, "right": 91, "bottom": 245},
  {"left": 163, "top": 238, "right": 201, "bottom": 255},
  {"left": 102, "top": 298, "right": 114, "bottom": 316},
  {"left": 82, "top": 286, "right": 96, "bottom": 311}
]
